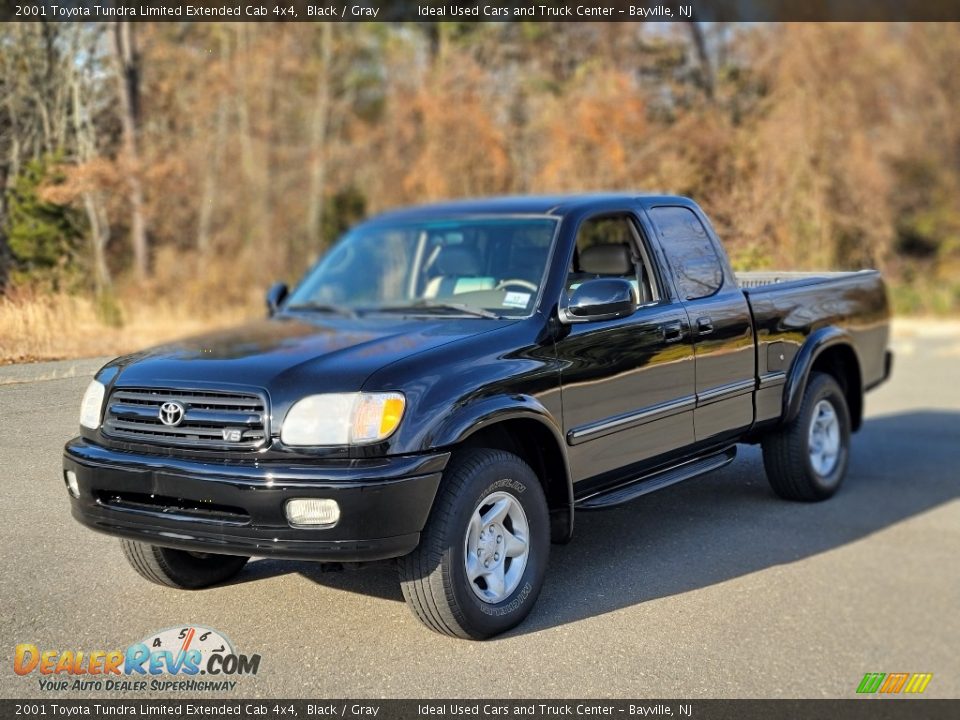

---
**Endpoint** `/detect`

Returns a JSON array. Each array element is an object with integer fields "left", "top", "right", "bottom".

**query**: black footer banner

[{"left": 5, "top": 0, "right": 960, "bottom": 23}]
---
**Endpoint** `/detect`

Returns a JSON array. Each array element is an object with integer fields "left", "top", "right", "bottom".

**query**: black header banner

[
  {"left": 4, "top": 0, "right": 960, "bottom": 22},
  {"left": 1, "top": 699, "right": 958, "bottom": 720}
]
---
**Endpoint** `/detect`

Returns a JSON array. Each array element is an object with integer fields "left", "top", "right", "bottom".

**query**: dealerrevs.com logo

[{"left": 14, "top": 625, "right": 261, "bottom": 693}]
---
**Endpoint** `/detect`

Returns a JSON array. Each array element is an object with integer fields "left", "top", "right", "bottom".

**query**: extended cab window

[
  {"left": 567, "top": 215, "right": 658, "bottom": 305},
  {"left": 648, "top": 206, "right": 724, "bottom": 300}
]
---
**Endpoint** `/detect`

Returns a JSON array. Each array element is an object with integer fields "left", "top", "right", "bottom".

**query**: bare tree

[
  {"left": 196, "top": 27, "right": 230, "bottom": 257},
  {"left": 687, "top": 21, "right": 715, "bottom": 102},
  {"left": 0, "top": 24, "right": 94, "bottom": 290},
  {"left": 69, "top": 28, "right": 111, "bottom": 294},
  {"left": 234, "top": 23, "right": 274, "bottom": 270},
  {"left": 306, "top": 23, "right": 334, "bottom": 248},
  {"left": 111, "top": 21, "right": 148, "bottom": 279}
]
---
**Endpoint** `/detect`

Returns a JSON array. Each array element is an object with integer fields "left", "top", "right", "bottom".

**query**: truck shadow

[{"left": 235, "top": 410, "right": 959, "bottom": 635}]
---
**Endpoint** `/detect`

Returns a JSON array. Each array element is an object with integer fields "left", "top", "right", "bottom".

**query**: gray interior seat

[
  {"left": 574, "top": 243, "right": 652, "bottom": 304},
  {"left": 580, "top": 243, "right": 634, "bottom": 275}
]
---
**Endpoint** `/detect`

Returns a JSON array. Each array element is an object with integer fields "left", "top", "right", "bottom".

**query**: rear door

[
  {"left": 555, "top": 211, "right": 696, "bottom": 485},
  {"left": 643, "top": 204, "right": 755, "bottom": 443}
]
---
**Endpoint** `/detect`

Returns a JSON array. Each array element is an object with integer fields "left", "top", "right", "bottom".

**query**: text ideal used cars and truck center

[{"left": 64, "top": 194, "right": 892, "bottom": 639}]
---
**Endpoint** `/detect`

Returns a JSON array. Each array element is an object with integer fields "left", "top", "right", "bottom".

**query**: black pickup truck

[{"left": 65, "top": 194, "right": 892, "bottom": 639}]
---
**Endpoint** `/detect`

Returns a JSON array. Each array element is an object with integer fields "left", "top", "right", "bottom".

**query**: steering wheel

[{"left": 495, "top": 278, "right": 538, "bottom": 292}]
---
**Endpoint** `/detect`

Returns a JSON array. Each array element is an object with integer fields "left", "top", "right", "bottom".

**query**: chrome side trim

[
  {"left": 757, "top": 371, "right": 787, "bottom": 389},
  {"left": 567, "top": 395, "right": 696, "bottom": 446},
  {"left": 696, "top": 378, "right": 757, "bottom": 406}
]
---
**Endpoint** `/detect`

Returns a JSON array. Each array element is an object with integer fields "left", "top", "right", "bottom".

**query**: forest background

[{"left": 2, "top": 21, "right": 958, "bottom": 362}]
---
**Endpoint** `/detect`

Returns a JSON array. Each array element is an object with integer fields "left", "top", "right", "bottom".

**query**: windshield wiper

[
  {"left": 372, "top": 301, "right": 501, "bottom": 319},
  {"left": 284, "top": 302, "right": 358, "bottom": 318}
]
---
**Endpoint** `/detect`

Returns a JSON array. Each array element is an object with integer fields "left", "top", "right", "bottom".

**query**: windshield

[{"left": 286, "top": 217, "right": 558, "bottom": 318}]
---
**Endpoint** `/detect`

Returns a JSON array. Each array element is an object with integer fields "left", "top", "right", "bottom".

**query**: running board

[{"left": 575, "top": 447, "right": 737, "bottom": 510}]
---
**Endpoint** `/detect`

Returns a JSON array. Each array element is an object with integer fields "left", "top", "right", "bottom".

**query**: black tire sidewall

[
  {"left": 444, "top": 455, "right": 549, "bottom": 637},
  {"left": 801, "top": 375, "right": 851, "bottom": 494},
  {"left": 155, "top": 545, "right": 248, "bottom": 588}
]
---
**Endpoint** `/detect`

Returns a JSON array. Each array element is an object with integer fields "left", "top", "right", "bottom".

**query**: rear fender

[{"left": 782, "top": 326, "right": 858, "bottom": 425}]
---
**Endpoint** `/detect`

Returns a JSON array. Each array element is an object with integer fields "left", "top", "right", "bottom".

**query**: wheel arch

[
  {"left": 431, "top": 398, "right": 574, "bottom": 543},
  {"left": 784, "top": 327, "right": 864, "bottom": 431}
]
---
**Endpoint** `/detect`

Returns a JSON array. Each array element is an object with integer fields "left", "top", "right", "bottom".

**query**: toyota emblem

[{"left": 158, "top": 401, "right": 185, "bottom": 427}]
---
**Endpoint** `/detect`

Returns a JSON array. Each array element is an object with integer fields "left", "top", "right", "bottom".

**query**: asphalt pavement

[{"left": 1, "top": 329, "right": 957, "bottom": 699}]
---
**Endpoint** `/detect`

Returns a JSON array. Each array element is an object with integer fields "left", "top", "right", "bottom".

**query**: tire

[
  {"left": 120, "top": 539, "right": 249, "bottom": 589},
  {"left": 399, "top": 448, "right": 550, "bottom": 639},
  {"left": 762, "top": 371, "right": 852, "bottom": 501}
]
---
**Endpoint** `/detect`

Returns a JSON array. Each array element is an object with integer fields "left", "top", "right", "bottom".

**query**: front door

[{"left": 555, "top": 212, "right": 696, "bottom": 485}]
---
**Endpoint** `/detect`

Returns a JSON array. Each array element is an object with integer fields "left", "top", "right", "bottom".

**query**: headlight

[
  {"left": 280, "top": 392, "right": 405, "bottom": 446},
  {"left": 79, "top": 380, "right": 106, "bottom": 430}
]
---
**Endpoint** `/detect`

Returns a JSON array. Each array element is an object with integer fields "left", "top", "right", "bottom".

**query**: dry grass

[
  {"left": 2, "top": 289, "right": 956, "bottom": 367},
  {"left": 0, "top": 291, "right": 258, "bottom": 365}
]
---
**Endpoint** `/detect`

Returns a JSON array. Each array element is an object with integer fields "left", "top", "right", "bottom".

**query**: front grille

[{"left": 102, "top": 387, "right": 268, "bottom": 450}]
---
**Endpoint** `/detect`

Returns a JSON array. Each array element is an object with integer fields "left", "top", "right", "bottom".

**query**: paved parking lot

[{"left": 2, "top": 328, "right": 957, "bottom": 698}]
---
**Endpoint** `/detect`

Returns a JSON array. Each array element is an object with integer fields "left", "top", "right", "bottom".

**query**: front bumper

[{"left": 64, "top": 438, "right": 448, "bottom": 562}]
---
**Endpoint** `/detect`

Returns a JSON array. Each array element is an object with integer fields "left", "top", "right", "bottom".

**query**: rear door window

[{"left": 648, "top": 206, "right": 723, "bottom": 300}]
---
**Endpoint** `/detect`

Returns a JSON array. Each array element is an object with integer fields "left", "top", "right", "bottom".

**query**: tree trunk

[
  {"left": 197, "top": 31, "right": 230, "bottom": 256},
  {"left": 306, "top": 23, "right": 333, "bottom": 250},
  {"left": 0, "top": 186, "right": 9, "bottom": 293},
  {"left": 687, "top": 22, "right": 715, "bottom": 102},
  {"left": 81, "top": 193, "right": 111, "bottom": 293},
  {"left": 235, "top": 25, "right": 262, "bottom": 254},
  {"left": 71, "top": 56, "right": 112, "bottom": 293},
  {"left": 196, "top": 101, "right": 226, "bottom": 256},
  {"left": 234, "top": 24, "right": 275, "bottom": 278},
  {"left": 111, "top": 21, "right": 148, "bottom": 280}
]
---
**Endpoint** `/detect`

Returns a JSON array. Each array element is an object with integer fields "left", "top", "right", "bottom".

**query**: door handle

[
  {"left": 661, "top": 321, "right": 684, "bottom": 343},
  {"left": 696, "top": 317, "right": 714, "bottom": 335}
]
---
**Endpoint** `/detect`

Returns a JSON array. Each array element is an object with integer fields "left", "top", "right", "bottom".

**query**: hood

[{"left": 107, "top": 314, "right": 510, "bottom": 396}]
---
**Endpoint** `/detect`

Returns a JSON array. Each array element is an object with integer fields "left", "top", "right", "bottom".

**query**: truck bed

[
  {"left": 736, "top": 268, "right": 890, "bottom": 426},
  {"left": 735, "top": 269, "right": 875, "bottom": 291}
]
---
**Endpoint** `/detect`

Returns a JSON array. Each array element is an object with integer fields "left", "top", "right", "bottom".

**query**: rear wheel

[
  {"left": 399, "top": 448, "right": 550, "bottom": 639},
  {"left": 762, "top": 372, "right": 851, "bottom": 501},
  {"left": 121, "top": 539, "right": 249, "bottom": 589}
]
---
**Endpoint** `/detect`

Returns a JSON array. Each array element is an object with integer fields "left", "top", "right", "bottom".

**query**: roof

[{"left": 364, "top": 193, "right": 692, "bottom": 224}]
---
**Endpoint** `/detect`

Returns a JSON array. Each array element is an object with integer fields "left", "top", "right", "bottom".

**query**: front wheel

[
  {"left": 399, "top": 448, "right": 550, "bottom": 639},
  {"left": 121, "top": 539, "right": 249, "bottom": 589},
  {"left": 762, "top": 371, "right": 852, "bottom": 501}
]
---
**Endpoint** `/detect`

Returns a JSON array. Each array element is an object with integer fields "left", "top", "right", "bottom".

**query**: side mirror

[
  {"left": 560, "top": 278, "right": 637, "bottom": 324},
  {"left": 265, "top": 282, "right": 288, "bottom": 316}
]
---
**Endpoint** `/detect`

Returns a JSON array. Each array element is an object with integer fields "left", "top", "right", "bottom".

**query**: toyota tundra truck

[{"left": 64, "top": 194, "right": 892, "bottom": 639}]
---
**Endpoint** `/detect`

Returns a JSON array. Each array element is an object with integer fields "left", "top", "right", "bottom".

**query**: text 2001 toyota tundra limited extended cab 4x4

[{"left": 65, "top": 194, "right": 892, "bottom": 638}]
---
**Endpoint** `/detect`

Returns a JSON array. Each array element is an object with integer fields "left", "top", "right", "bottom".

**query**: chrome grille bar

[{"left": 102, "top": 387, "right": 268, "bottom": 450}]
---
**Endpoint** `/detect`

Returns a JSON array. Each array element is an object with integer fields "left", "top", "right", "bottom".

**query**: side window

[
  {"left": 648, "top": 206, "right": 723, "bottom": 300},
  {"left": 568, "top": 215, "right": 659, "bottom": 305}
]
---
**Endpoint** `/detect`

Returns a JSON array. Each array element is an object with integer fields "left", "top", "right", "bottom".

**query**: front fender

[
  {"left": 427, "top": 394, "right": 574, "bottom": 542},
  {"left": 429, "top": 394, "right": 562, "bottom": 448}
]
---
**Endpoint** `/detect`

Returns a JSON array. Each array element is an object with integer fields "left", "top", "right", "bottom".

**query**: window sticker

[{"left": 503, "top": 291, "right": 531, "bottom": 308}]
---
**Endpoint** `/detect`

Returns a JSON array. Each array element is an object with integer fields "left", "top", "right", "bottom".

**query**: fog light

[
  {"left": 65, "top": 470, "right": 80, "bottom": 498},
  {"left": 285, "top": 499, "right": 340, "bottom": 528}
]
